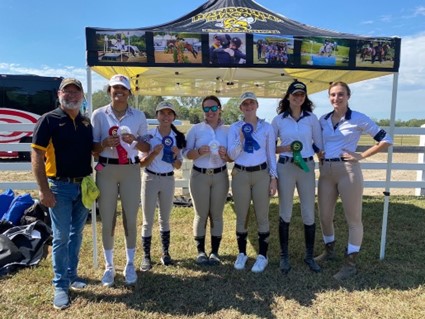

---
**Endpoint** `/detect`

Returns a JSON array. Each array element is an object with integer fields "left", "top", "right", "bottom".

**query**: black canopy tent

[{"left": 85, "top": 0, "right": 401, "bottom": 265}]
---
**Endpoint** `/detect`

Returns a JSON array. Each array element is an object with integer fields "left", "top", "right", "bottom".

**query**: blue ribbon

[
  {"left": 242, "top": 123, "right": 260, "bottom": 153},
  {"left": 161, "top": 136, "right": 174, "bottom": 163}
]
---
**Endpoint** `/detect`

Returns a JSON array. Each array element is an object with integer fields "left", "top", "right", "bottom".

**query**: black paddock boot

[
  {"left": 314, "top": 240, "right": 336, "bottom": 262},
  {"left": 140, "top": 236, "right": 152, "bottom": 271},
  {"left": 304, "top": 224, "right": 321, "bottom": 273},
  {"left": 194, "top": 236, "right": 208, "bottom": 265},
  {"left": 209, "top": 236, "right": 222, "bottom": 265},
  {"left": 279, "top": 218, "right": 291, "bottom": 274}
]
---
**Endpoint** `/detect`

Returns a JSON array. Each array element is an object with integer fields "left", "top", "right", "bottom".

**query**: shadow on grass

[{"left": 74, "top": 196, "right": 424, "bottom": 318}]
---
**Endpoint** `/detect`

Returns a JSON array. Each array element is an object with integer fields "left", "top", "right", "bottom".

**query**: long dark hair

[
  {"left": 276, "top": 85, "right": 314, "bottom": 115},
  {"left": 171, "top": 124, "right": 186, "bottom": 149}
]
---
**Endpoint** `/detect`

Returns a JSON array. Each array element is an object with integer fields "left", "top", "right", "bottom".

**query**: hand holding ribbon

[
  {"left": 118, "top": 126, "right": 139, "bottom": 163},
  {"left": 242, "top": 123, "right": 260, "bottom": 153},
  {"left": 291, "top": 141, "right": 309, "bottom": 172},
  {"left": 109, "top": 126, "right": 128, "bottom": 164}
]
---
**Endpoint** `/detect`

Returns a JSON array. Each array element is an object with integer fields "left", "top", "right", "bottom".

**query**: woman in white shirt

[
  {"left": 91, "top": 74, "right": 149, "bottom": 287},
  {"left": 139, "top": 101, "right": 185, "bottom": 271},
  {"left": 184, "top": 96, "right": 231, "bottom": 265},
  {"left": 271, "top": 81, "right": 322, "bottom": 274},
  {"left": 316, "top": 81, "right": 393, "bottom": 280},
  {"left": 228, "top": 92, "right": 278, "bottom": 273}
]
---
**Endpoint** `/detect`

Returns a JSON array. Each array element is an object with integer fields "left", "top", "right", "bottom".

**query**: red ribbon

[{"left": 109, "top": 126, "right": 128, "bottom": 164}]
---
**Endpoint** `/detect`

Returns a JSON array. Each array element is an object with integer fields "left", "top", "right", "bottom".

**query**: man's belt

[{"left": 50, "top": 176, "right": 84, "bottom": 183}]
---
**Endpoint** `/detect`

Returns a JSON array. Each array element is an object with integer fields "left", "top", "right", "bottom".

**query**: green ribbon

[{"left": 291, "top": 141, "right": 310, "bottom": 172}]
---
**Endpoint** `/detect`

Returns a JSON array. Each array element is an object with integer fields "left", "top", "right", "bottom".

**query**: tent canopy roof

[{"left": 86, "top": 0, "right": 400, "bottom": 97}]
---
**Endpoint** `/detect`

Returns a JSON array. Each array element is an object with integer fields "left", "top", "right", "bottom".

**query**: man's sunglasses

[{"left": 202, "top": 105, "right": 220, "bottom": 112}]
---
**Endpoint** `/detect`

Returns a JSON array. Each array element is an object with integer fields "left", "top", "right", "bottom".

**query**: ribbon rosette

[
  {"left": 291, "top": 140, "right": 309, "bottom": 172},
  {"left": 161, "top": 136, "right": 175, "bottom": 163},
  {"left": 242, "top": 123, "right": 260, "bottom": 153},
  {"left": 109, "top": 126, "right": 129, "bottom": 164}
]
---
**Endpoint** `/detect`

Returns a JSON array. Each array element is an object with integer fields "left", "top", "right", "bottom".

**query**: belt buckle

[{"left": 206, "top": 168, "right": 214, "bottom": 175}]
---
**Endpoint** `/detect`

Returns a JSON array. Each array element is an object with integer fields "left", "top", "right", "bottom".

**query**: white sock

[
  {"left": 347, "top": 243, "right": 360, "bottom": 255},
  {"left": 104, "top": 249, "right": 114, "bottom": 269},
  {"left": 126, "top": 248, "right": 135, "bottom": 265},
  {"left": 323, "top": 235, "right": 335, "bottom": 244}
]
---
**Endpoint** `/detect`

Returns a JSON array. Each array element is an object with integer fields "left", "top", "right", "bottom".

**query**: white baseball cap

[
  {"left": 108, "top": 74, "right": 131, "bottom": 90},
  {"left": 156, "top": 101, "right": 176, "bottom": 113},
  {"left": 239, "top": 92, "right": 258, "bottom": 105}
]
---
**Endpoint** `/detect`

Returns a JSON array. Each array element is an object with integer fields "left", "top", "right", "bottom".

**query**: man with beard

[{"left": 31, "top": 78, "right": 93, "bottom": 310}]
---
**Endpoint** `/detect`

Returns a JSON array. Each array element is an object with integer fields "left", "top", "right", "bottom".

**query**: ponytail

[{"left": 171, "top": 124, "right": 186, "bottom": 149}]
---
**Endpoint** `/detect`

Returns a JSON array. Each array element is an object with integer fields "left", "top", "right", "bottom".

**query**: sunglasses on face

[{"left": 202, "top": 105, "right": 219, "bottom": 113}]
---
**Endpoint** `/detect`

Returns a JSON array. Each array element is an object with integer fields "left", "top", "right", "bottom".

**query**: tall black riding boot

[
  {"left": 279, "top": 218, "right": 291, "bottom": 274},
  {"left": 160, "top": 231, "right": 172, "bottom": 266},
  {"left": 140, "top": 236, "right": 152, "bottom": 271},
  {"left": 304, "top": 224, "right": 321, "bottom": 272}
]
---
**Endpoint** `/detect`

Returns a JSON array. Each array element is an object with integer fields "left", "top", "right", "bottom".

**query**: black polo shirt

[{"left": 32, "top": 107, "right": 93, "bottom": 178}]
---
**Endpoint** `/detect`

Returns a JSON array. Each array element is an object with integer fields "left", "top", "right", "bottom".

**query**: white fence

[{"left": 1, "top": 123, "right": 425, "bottom": 196}]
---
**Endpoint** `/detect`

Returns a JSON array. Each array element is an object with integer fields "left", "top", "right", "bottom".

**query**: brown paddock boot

[
  {"left": 314, "top": 241, "right": 336, "bottom": 262},
  {"left": 333, "top": 252, "right": 358, "bottom": 280}
]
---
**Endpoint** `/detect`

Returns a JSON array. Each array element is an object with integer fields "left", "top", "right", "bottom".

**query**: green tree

[
  {"left": 140, "top": 96, "right": 163, "bottom": 118},
  {"left": 91, "top": 90, "right": 110, "bottom": 110},
  {"left": 222, "top": 98, "right": 241, "bottom": 124}
]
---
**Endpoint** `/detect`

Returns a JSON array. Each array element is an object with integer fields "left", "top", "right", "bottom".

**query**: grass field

[{"left": 1, "top": 196, "right": 424, "bottom": 319}]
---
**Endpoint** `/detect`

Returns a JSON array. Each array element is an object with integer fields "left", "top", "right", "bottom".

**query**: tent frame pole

[
  {"left": 87, "top": 66, "right": 99, "bottom": 269},
  {"left": 380, "top": 72, "right": 399, "bottom": 260}
]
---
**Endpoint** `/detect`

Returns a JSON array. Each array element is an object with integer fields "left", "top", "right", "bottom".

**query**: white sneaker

[
  {"left": 251, "top": 255, "right": 268, "bottom": 273},
  {"left": 101, "top": 268, "right": 115, "bottom": 287},
  {"left": 123, "top": 263, "right": 137, "bottom": 286},
  {"left": 234, "top": 253, "right": 248, "bottom": 270}
]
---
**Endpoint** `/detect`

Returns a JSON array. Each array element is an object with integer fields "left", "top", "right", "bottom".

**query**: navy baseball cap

[{"left": 287, "top": 81, "right": 307, "bottom": 95}]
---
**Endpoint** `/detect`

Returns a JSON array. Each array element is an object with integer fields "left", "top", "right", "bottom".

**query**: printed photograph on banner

[
  {"left": 209, "top": 33, "right": 247, "bottom": 65},
  {"left": 355, "top": 39, "right": 396, "bottom": 68},
  {"left": 95, "top": 30, "right": 147, "bottom": 63},
  {"left": 300, "top": 37, "right": 350, "bottom": 67},
  {"left": 154, "top": 32, "right": 202, "bottom": 64},
  {"left": 253, "top": 34, "right": 294, "bottom": 66}
]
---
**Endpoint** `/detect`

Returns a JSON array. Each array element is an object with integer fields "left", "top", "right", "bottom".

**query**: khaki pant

[
  {"left": 277, "top": 160, "right": 316, "bottom": 225},
  {"left": 231, "top": 167, "right": 270, "bottom": 233},
  {"left": 318, "top": 161, "right": 364, "bottom": 246},
  {"left": 96, "top": 164, "right": 141, "bottom": 250},
  {"left": 189, "top": 169, "right": 229, "bottom": 237},
  {"left": 141, "top": 171, "right": 175, "bottom": 237}
]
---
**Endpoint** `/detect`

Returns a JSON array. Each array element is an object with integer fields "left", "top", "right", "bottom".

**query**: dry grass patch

[{"left": 1, "top": 196, "right": 424, "bottom": 318}]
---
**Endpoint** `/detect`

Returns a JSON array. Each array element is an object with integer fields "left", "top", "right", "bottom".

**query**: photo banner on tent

[
  {"left": 355, "top": 39, "right": 397, "bottom": 69},
  {"left": 253, "top": 34, "right": 294, "bottom": 66},
  {"left": 209, "top": 33, "right": 247, "bottom": 65},
  {"left": 300, "top": 37, "right": 350, "bottom": 68},
  {"left": 153, "top": 32, "right": 202, "bottom": 64},
  {"left": 93, "top": 30, "right": 147, "bottom": 64}
]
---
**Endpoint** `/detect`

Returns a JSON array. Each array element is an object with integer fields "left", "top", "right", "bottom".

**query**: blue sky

[{"left": 0, "top": 0, "right": 424, "bottom": 121}]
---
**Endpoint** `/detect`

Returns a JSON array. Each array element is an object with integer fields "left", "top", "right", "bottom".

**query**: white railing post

[
  {"left": 415, "top": 124, "right": 425, "bottom": 196},
  {"left": 181, "top": 160, "right": 191, "bottom": 196}
]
